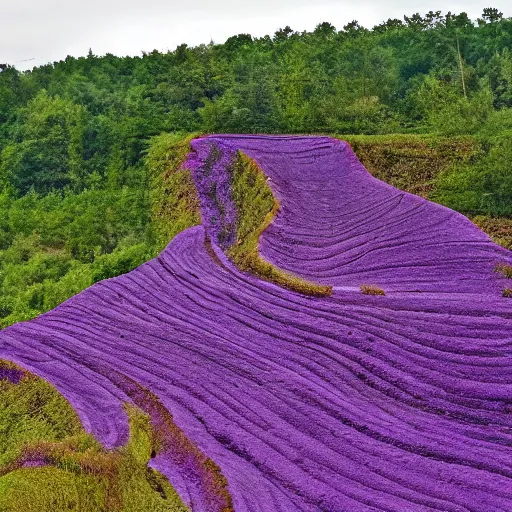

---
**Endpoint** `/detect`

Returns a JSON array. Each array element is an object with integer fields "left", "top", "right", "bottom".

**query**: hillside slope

[{"left": 1, "top": 136, "right": 512, "bottom": 511}]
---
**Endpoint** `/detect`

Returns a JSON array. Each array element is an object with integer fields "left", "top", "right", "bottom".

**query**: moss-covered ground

[{"left": 0, "top": 360, "right": 188, "bottom": 512}]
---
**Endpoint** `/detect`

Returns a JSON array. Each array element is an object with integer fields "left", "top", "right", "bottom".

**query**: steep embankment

[
  {"left": 1, "top": 136, "right": 512, "bottom": 512},
  {"left": 344, "top": 134, "right": 512, "bottom": 250}
]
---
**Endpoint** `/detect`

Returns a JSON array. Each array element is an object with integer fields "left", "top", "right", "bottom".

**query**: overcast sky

[{"left": 2, "top": 1, "right": 510, "bottom": 71}]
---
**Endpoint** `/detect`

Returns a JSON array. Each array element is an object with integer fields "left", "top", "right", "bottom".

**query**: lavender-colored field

[{"left": 1, "top": 136, "right": 512, "bottom": 511}]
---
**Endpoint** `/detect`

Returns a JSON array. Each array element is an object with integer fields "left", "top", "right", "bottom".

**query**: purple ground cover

[
  {"left": 1, "top": 136, "right": 511, "bottom": 511},
  {"left": 187, "top": 138, "right": 238, "bottom": 249},
  {"left": 0, "top": 366, "right": 24, "bottom": 384}
]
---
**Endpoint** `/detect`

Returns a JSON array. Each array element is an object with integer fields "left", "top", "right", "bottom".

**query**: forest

[{"left": 0, "top": 7, "right": 511, "bottom": 327}]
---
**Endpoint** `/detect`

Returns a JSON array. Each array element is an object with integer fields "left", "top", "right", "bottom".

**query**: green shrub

[
  {"left": 360, "top": 285, "right": 386, "bottom": 296},
  {"left": 0, "top": 132, "right": 200, "bottom": 329},
  {"left": 433, "top": 135, "right": 512, "bottom": 217}
]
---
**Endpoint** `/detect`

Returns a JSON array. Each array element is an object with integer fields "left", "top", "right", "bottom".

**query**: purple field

[{"left": 1, "top": 136, "right": 512, "bottom": 511}]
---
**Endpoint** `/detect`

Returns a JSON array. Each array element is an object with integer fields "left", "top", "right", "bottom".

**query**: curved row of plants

[{"left": 188, "top": 139, "right": 333, "bottom": 296}]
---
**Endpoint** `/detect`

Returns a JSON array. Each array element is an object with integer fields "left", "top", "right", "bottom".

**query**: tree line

[{"left": 1, "top": 8, "right": 511, "bottom": 194}]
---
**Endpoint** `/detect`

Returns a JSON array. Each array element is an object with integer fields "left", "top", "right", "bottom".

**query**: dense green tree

[
  {"left": 0, "top": 91, "right": 87, "bottom": 194},
  {"left": 1, "top": 8, "right": 510, "bottom": 150},
  {"left": 482, "top": 7, "right": 503, "bottom": 23}
]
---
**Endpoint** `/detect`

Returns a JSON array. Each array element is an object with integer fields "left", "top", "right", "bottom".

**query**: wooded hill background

[{"left": 0, "top": 8, "right": 511, "bottom": 326}]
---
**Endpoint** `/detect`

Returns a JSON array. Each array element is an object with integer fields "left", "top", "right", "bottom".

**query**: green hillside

[
  {"left": 1, "top": 9, "right": 512, "bottom": 510},
  {"left": 1, "top": 9, "right": 512, "bottom": 328}
]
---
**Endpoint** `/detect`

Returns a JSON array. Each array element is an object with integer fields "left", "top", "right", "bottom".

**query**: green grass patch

[
  {"left": 495, "top": 263, "right": 512, "bottom": 278},
  {"left": 360, "top": 285, "right": 386, "bottom": 296},
  {"left": 503, "top": 288, "right": 512, "bottom": 298},
  {"left": 227, "top": 153, "right": 332, "bottom": 297},
  {"left": 145, "top": 132, "right": 201, "bottom": 251},
  {"left": 0, "top": 360, "right": 188, "bottom": 512}
]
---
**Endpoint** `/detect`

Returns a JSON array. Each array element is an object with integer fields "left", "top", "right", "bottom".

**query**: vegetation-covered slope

[
  {"left": 0, "top": 133, "right": 199, "bottom": 328},
  {"left": 1, "top": 8, "right": 512, "bottom": 327},
  {"left": 1, "top": 9, "right": 511, "bottom": 511},
  {"left": 187, "top": 138, "right": 332, "bottom": 296},
  {"left": 344, "top": 134, "right": 512, "bottom": 248},
  {"left": 0, "top": 361, "right": 188, "bottom": 512},
  {"left": 1, "top": 136, "right": 510, "bottom": 511},
  {"left": 2, "top": 131, "right": 511, "bottom": 328}
]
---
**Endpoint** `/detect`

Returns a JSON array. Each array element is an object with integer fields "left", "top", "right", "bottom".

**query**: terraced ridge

[
  {"left": 187, "top": 138, "right": 332, "bottom": 296},
  {"left": 1, "top": 135, "right": 512, "bottom": 511}
]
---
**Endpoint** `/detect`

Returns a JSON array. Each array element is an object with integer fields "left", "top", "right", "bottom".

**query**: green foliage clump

[
  {"left": 0, "top": 132, "right": 198, "bottom": 329},
  {"left": 0, "top": 362, "right": 83, "bottom": 468},
  {"left": 360, "top": 285, "right": 386, "bottom": 296},
  {"left": 0, "top": 360, "right": 188, "bottom": 512},
  {"left": 0, "top": 91, "right": 87, "bottom": 195},
  {"left": 433, "top": 134, "right": 512, "bottom": 217},
  {"left": 409, "top": 79, "right": 495, "bottom": 136},
  {"left": 227, "top": 153, "right": 332, "bottom": 297},
  {"left": 0, "top": 184, "right": 154, "bottom": 328}
]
